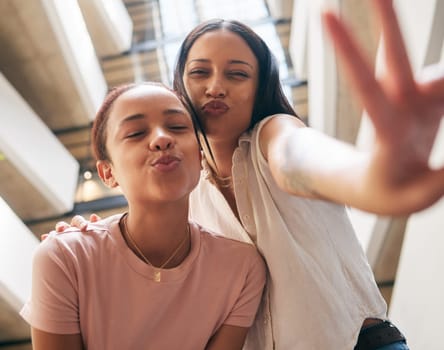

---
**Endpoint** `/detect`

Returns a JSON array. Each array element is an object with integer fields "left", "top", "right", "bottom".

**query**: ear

[{"left": 96, "top": 160, "right": 118, "bottom": 188}]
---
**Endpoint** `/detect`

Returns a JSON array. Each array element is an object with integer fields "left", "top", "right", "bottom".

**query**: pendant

[{"left": 154, "top": 271, "right": 161, "bottom": 282}]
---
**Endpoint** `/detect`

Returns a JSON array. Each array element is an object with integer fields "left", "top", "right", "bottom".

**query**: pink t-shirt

[{"left": 20, "top": 214, "right": 266, "bottom": 350}]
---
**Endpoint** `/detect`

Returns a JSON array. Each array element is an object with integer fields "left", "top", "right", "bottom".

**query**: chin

[{"left": 156, "top": 183, "right": 196, "bottom": 201}]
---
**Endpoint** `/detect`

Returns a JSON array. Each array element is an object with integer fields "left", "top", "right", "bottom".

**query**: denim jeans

[
  {"left": 377, "top": 341, "right": 409, "bottom": 350},
  {"left": 355, "top": 320, "right": 409, "bottom": 350}
]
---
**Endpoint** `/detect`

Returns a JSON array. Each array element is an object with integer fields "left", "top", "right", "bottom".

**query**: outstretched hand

[
  {"left": 40, "top": 214, "right": 102, "bottom": 241},
  {"left": 322, "top": 0, "right": 444, "bottom": 214}
]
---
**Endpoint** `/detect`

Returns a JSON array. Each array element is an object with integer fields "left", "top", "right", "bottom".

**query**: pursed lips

[
  {"left": 150, "top": 154, "right": 181, "bottom": 172},
  {"left": 202, "top": 100, "right": 229, "bottom": 116}
]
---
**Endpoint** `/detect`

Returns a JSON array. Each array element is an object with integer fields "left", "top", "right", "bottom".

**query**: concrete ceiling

[{"left": 0, "top": 0, "right": 93, "bottom": 130}]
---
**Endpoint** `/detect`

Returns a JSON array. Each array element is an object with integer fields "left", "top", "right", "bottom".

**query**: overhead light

[{"left": 83, "top": 170, "right": 93, "bottom": 180}]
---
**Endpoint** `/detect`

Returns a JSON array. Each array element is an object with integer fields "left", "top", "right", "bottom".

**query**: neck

[
  {"left": 123, "top": 203, "right": 190, "bottom": 267},
  {"left": 205, "top": 137, "right": 238, "bottom": 178}
]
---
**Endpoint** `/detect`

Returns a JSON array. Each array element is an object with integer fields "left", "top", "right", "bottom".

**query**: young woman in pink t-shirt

[{"left": 21, "top": 82, "right": 266, "bottom": 350}]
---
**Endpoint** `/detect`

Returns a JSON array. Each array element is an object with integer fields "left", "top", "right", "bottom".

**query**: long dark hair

[{"left": 173, "top": 19, "right": 299, "bottom": 132}]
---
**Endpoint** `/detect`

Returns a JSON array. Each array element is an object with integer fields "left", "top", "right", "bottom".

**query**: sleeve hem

[
  {"left": 222, "top": 316, "right": 254, "bottom": 328},
  {"left": 20, "top": 303, "right": 81, "bottom": 335}
]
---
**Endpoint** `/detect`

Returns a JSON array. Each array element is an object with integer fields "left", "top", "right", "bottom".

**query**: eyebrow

[
  {"left": 163, "top": 108, "right": 188, "bottom": 116},
  {"left": 119, "top": 113, "right": 144, "bottom": 126},
  {"left": 119, "top": 108, "right": 188, "bottom": 126},
  {"left": 187, "top": 58, "right": 254, "bottom": 70}
]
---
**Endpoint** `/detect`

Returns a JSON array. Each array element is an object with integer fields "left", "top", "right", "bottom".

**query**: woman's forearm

[
  {"left": 268, "top": 126, "right": 370, "bottom": 207},
  {"left": 31, "top": 328, "right": 84, "bottom": 350},
  {"left": 267, "top": 121, "right": 444, "bottom": 215}
]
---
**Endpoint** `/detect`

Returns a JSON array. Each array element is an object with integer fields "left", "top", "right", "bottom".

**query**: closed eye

[
  {"left": 125, "top": 130, "right": 145, "bottom": 138},
  {"left": 188, "top": 69, "right": 208, "bottom": 77},
  {"left": 228, "top": 71, "right": 250, "bottom": 79},
  {"left": 169, "top": 125, "right": 189, "bottom": 131}
]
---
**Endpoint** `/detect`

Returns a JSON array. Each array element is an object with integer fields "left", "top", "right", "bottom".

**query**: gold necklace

[
  {"left": 201, "top": 155, "right": 232, "bottom": 188},
  {"left": 120, "top": 213, "right": 190, "bottom": 282}
]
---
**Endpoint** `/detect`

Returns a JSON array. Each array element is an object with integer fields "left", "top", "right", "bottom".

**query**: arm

[
  {"left": 261, "top": 116, "right": 377, "bottom": 208},
  {"left": 206, "top": 248, "right": 266, "bottom": 350},
  {"left": 260, "top": 0, "right": 444, "bottom": 216},
  {"left": 205, "top": 325, "right": 249, "bottom": 350},
  {"left": 32, "top": 328, "right": 83, "bottom": 350},
  {"left": 23, "top": 238, "right": 82, "bottom": 344}
]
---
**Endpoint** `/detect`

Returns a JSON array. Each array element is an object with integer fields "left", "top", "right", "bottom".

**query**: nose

[
  {"left": 205, "top": 76, "right": 226, "bottom": 98},
  {"left": 149, "top": 129, "right": 174, "bottom": 151}
]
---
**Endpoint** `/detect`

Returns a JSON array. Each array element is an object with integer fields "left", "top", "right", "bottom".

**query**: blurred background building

[{"left": 0, "top": 0, "right": 443, "bottom": 349}]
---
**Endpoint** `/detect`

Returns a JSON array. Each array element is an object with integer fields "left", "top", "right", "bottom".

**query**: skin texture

[
  {"left": 98, "top": 85, "right": 201, "bottom": 208},
  {"left": 34, "top": 85, "right": 250, "bottom": 350}
]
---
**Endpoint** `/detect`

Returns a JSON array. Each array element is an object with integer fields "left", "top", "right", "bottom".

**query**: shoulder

[
  {"left": 37, "top": 215, "right": 119, "bottom": 261},
  {"left": 30, "top": 232, "right": 81, "bottom": 280},
  {"left": 257, "top": 114, "right": 306, "bottom": 159},
  {"left": 247, "top": 114, "right": 305, "bottom": 139},
  {"left": 238, "top": 114, "right": 306, "bottom": 162}
]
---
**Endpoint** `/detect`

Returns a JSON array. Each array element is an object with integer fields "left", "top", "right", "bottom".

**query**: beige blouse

[{"left": 190, "top": 115, "right": 387, "bottom": 349}]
